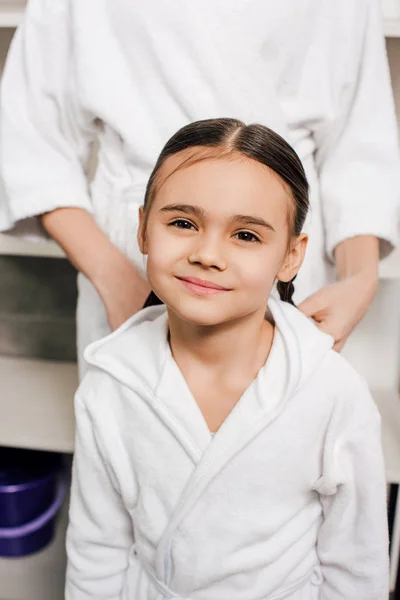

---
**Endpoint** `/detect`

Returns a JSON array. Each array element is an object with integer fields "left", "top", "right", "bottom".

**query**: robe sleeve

[
  {"left": 0, "top": 0, "right": 95, "bottom": 240},
  {"left": 316, "top": 396, "right": 389, "bottom": 599},
  {"left": 314, "top": 0, "right": 400, "bottom": 262},
  {"left": 65, "top": 393, "right": 137, "bottom": 599}
]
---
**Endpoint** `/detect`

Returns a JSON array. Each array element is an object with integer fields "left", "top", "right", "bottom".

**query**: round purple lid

[{"left": 0, "top": 447, "right": 61, "bottom": 489}]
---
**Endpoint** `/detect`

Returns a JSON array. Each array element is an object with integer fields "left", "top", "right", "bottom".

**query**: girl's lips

[{"left": 176, "top": 276, "right": 230, "bottom": 296}]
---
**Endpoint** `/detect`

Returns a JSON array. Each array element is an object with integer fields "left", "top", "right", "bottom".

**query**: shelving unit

[
  {"left": 0, "top": 355, "right": 77, "bottom": 453},
  {"left": 380, "top": 244, "right": 400, "bottom": 279},
  {"left": 374, "top": 389, "right": 400, "bottom": 590},
  {"left": 0, "top": 233, "right": 65, "bottom": 258},
  {"left": 373, "top": 390, "right": 400, "bottom": 483},
  {"left": 0, "top": 4, "right": 399, "bottom": 34},
  {"left": 0, "top": 1, "right": 24, "bottom": 28},
  {"left": 385, "top": 19, "right": 400, "bottom": 37},
  {"left": 1, "top": 232, "right": 399, "bottom": 274}
]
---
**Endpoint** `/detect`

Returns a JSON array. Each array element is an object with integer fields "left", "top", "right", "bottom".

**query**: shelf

[
  {"left": 379, "top": 245, "right": 400, "bottom": 279},
  {"left": 0, "top": 2, "right": 25, "bottom": 27},
  {"left": 0, "top": 233, "right": 65, "bottom": 258},
  {"left": 0, "top": 481, "right": 70, "bottom": 600},
  {"left": 384, "top": 18, "right": 400, "bottom": 37},
  {"left": 0, "top": 5, "right": 398, "bottom": 35},
  {"left": 372, "top": 388, "right": 400, "bottom": 484},
  {"left": 0, "top": 355, "right": 77, "bottom": 453},
  {"left": 0, "top": 230, "right": 398, "bottom": 272},
  {"left": 0, "top": 354, "right": 398, "bottom": 483}
]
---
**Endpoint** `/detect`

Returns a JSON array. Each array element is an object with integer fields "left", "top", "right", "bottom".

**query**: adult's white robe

[{"left": 0, "top": 0, "right": 399, "bottom": 374}]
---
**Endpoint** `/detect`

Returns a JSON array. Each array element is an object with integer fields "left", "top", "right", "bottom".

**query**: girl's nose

[{"left": 188, "top": 235, "right": 227, "bottom": 271}]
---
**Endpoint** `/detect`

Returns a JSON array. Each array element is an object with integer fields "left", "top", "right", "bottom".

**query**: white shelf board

[
  {"left": 0, "top": 355, "right": 77, "bottom": 453},
  {"left": 372, "top": 388, "right": 400, "bottom": 484},
  {"left": 0, "top": 7, "right": 398, "bottom": 35},
  {"left": 0, "top": 353, "right": 398, "bottom": 483},
  {"left": 379, "top": 244, "right": 400, "bottom": 279},
  {"left": 384, "top": 19, "right": 400, "bottom": 37},
  {"left": 0, "top": 233, "right": 65, "bottom": 258},
  {"left": 0, "top": 485, "right": 69, "bottom": 600},
  {"left": 0, "top": 2, "right": 25, "bottom": 27},
  {"left": 0, "top": 229, "right": 398, "bottom": 273}
]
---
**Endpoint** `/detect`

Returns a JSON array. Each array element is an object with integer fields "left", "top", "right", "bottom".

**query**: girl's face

[{"left": 138, "top": 153, "right": 307, "bottom": 327}]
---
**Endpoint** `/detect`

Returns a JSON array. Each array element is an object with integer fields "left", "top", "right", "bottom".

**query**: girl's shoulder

[{"left": 76, "top": 305, "right": 170, "bottom": 412}]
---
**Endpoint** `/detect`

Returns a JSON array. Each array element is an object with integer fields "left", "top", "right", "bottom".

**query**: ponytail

[
  {"left": 276, "top": 277, "right": 296, "bottom": 307},
  {"left": 143, "top": 291, "right": 164, "bottom": 308}
]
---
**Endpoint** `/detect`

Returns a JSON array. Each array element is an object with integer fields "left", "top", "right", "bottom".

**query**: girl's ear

[
  {"left": 277, "top": 233, "right": 308, "bottom": 283},
  {"left": 137, "top": 206, "right": 148, "bottom": 255}
]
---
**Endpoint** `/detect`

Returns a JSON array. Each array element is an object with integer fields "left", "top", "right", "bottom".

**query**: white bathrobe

[
  {"left": 66, "top": 298, "right": 389, "bottom": 600},
  {"left": 1, "top": 0, "right": 399, "bottom": 372}
]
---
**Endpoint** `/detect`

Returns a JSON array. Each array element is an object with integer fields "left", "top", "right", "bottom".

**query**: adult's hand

[
  {"left": 98, "top": 257, "right": 151, "bottom": 331},
  {"left": 297, "top": 272, "right": 378, "bottom": 351},
  {"left": 298, "top": 236, "right": 379, "bottom": 351}
]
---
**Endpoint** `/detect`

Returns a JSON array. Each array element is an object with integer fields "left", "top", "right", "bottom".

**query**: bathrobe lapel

[{"left": 154, "top": 300, "right": 301, "bottom": 583}]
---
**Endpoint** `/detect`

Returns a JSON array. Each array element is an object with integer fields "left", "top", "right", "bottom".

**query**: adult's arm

[
  {"left": 300, "top": 0, "right": 400, "bottom": 348},
  {"left": 315, "top": 0, "right": 400, "bottom": 262},
  {"left": 0, "top": 0, "right": 149, "bottom": 324},
  {"left": 0, "top": 0, "right": 94, "bottom": 234}
]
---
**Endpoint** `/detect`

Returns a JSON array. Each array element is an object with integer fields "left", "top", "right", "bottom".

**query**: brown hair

[{"left": 142, "top": 118, "right": 309, "bottom": 307}]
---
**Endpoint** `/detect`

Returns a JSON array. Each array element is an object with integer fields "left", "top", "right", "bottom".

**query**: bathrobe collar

[{"left": 84, "top": 296, "right": 333, "bottom": 459}]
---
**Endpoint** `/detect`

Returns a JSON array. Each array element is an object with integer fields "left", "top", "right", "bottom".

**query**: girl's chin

[
  {"left": 167, "top": 304, "right": 232, "bottom": 328},
  {"left": 167, "top": 301, "right": 255, "bottom": 329}
]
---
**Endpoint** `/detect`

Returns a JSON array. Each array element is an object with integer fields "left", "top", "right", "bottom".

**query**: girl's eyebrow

[
  {"left": 159, "top": 203, "right": 275, "bottom": 232},
  {"left": 234, "top": 215, "right": 275, "bottom": 232},
  {"left": 159, "top": 204, "right": 205, "bottom": 218}
]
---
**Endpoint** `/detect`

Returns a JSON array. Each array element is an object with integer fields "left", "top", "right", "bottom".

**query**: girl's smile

[{"left": 176, "top": 275, "right": 232, "bottom": 296}]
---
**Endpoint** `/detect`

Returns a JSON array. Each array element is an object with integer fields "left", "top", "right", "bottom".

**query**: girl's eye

[
  {"left": 234, "top": 231, "right": 261, "bottom": 243},
  {"left": 169, "top": 219, "right": 196, "bottom": 230}
]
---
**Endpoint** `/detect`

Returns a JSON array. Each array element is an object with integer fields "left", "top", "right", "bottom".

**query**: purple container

[{"left": 0, "top": 447, "right": 67, "bottom": 557}]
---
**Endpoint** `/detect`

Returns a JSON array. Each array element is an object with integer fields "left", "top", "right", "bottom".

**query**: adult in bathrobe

[{"left": 0, "top": 0, "right": 399, "bottom": 376}]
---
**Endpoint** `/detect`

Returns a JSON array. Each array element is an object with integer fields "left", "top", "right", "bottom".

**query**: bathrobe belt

[
  {"left": 137, "top": 551, "right": 323, "bottom": 600},
  {"left": 138, "top": 553, "right": 190, "bottom": 599}
]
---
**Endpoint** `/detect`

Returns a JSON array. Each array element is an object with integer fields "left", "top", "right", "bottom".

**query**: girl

[{"left": 66, "top": 119, "right": 388, "bottom": 599}]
